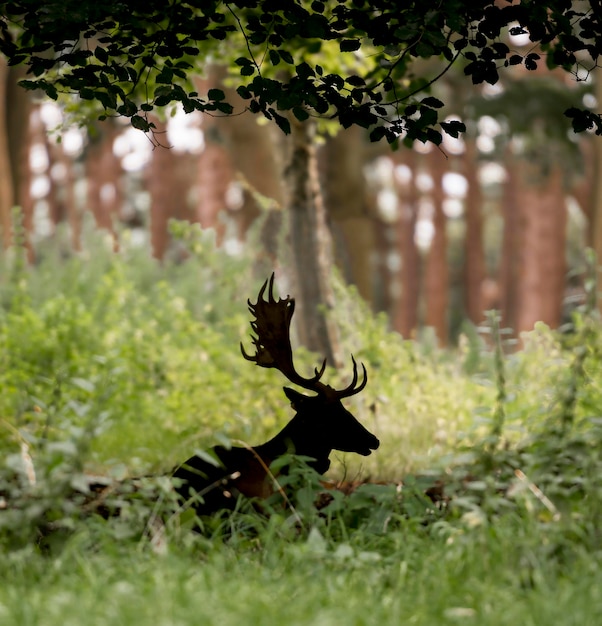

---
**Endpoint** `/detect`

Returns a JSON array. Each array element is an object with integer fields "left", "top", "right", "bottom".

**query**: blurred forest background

[{"left": 1, "top": 41, "right": 600, "bottom": 346}]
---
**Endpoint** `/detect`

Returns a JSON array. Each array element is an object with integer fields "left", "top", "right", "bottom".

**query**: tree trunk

[
  {"left": 196, "top": 123, "right": 233, "bottom": 242},
  {"left": 59, "top": 140, "right": 82, "bottom": 252},
  {"left": 0, "top": 58, "right": 14, "bottom": 251},
  {"left": 393, "top": 149, "right": 421, "bottom": 338},
  {"left": 218, "top": 110, "right": 284, "bottom": 238},
  {"left": 424, "top": 148, "right": 449, "bottom": 345},
  {"left": 372, "top": 217, "right": 393, "bottom": 315},
  {"left": 499, "top": 148, "right": 522, "bottom": 331},
  {"left": 85, "top": 122, "right": 121, "bottom": 251},
  {"left": 6, "top": 67, "right": 30, "bottom": 206},
  {"left": 147, "top": 120, "right": 176, "bottom": 260},
  {"left": 591, "top": 75, "right": 602, "bottom": 311},
  {"left": 196, "top": 67, "right": 284, "bottom": 244},
  {"left": 463, "top": 139, "right": 486, "bottom": 324},
  {"left": 6, "top": 66, "right": 34, "bottom": 261},
  {"left": 322, "top": 126, "right": 375, "bottom": 305},
  {"left": 284, "top": 118, "right": 341, "bottom": 366},
  {"left": 42, "top": 123, "right": 65, "bottom": 229},
  {"left": 515, "top": 162, "right": 567, "bottom": 332}
]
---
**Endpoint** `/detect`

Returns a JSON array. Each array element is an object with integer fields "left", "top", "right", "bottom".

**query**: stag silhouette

[{"left": 173, "top": 274, "right": 379, "bottom": 516}]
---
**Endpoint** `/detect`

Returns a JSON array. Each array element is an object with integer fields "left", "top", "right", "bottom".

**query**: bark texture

[
  {"left": 463, "top": 140, "right": 486, "bottom": 325},
  {"left": 424, "top": 149, "right": 449, "bottom": 345},
  {"left": 284, "top": 118, "right": 341, "bottom": 366}
]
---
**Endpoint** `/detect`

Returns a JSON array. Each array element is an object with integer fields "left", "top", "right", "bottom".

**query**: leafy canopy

[{"left": 1, "top": 0, "right": 600, "bottom": 143}]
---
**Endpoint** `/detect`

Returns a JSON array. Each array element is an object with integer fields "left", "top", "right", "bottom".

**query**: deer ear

[{"left": 283, "top": 386, "right": 308, "bottom": 410}]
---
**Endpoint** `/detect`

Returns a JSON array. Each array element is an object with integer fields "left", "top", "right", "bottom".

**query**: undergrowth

[{"left": 2, "top": 220, "right": 602, "bottom": 624}]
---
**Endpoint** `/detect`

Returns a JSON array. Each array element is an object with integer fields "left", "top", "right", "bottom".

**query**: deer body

[
  {"left": 173, "top": 275, "right": 379, "bottom": 517},
  {"left": 174, "top": 388, "right": 379, "bottom": 515}
]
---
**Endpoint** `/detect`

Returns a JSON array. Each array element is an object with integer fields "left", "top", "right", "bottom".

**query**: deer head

[{"left": 241, "top": 274, "right": 379, "bottom": 470}]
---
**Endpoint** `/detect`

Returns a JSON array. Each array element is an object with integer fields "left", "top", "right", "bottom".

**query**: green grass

[
  {"left": 2, "top": 221, "right": 602, "bottom": 625},
  {"left": 2, "top": 515, "right": 602, "bottom": 626}
]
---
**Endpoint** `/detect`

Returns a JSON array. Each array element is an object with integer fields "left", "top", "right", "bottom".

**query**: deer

[{"left": 172, "top": 274, "right": 379, "bottom": 517}]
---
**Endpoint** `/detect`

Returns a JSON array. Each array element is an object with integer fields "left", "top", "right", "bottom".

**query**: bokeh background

[{"left": 1, "top": 39, "right": 599, "bottom": 346}]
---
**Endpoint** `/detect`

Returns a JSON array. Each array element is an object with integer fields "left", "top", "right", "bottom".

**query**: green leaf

[
  {"left": 118, "top": 98, "right": 138, "bottom": 116},
  {"left": 18, "top": 79, "right": 40, "bottom": 91},
  {"left": 192, "top": 449, "right": 222, "bottom": 468},
  {"left": 216, "top": 102, "right": 234, "bottom": 114},
  {"left": 421, "top": 96, "right": 444, "bottom": 108},
  {"left": 525, "top": 52, "right": 540, "bottom": 71},
  {"left": 279, "top": 49, "right": 294, "bottom": 64},
  {"left": 269, "top": 109, "right": 291, "bottom": 134},
  {"left": 94, "top": 47, "right": 108, "bottom": 63},
  {"left": 304, "top": 14, "right": 328, "bottom": 39},
  {"left": 440, "top": 120, "right": 466, "bottom": 138},
  {"left": 236, "top": 85, "right": 252, "bottom": 99},
  {"left": 208, "top": 88, "right": 225, "bottom": 101},
  {"left": 369, "top": 126, "right": 387, "bottom": 142},
  {"left": 292, "top": 107, "right": 309, "bottom": 121},
  {"left": 131, "top": 115, "right": 150, "bottom": 131},
  {"left": 296, "top": 62, "right": 315, "bottom": 80},
  {"left": 156, "top": 67, "right": 173, "bottom": 84},
  {"left": 419, "top": 106, "right": 438, "bottom": 126},
  {"left": 346, "top": 75, "right": 366, "bottom": 87},
  {"left": 340, "top": 39, "right": 361, "bottom": 52},
  {"left": 39, "top": 81, "right": 58, "bottom": 100},
  {"left": 415, "top": 41, "right": 434, "bottom": 57},
  {"left": 71, "top": 377, "right": 95, "bottom": 393},
  {"left": 97, "top": 90, "right": 117, "bottom": 110},
  {"left": 424, "top": 127, "right": 442, "bottom": 144}
]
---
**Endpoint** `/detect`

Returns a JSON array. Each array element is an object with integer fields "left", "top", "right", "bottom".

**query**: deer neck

[{"left": 253, "top": 414, "right": 332, "bottom": 474}]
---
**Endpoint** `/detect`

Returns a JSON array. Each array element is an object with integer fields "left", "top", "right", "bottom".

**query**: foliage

[
  {"left": 468, "top": 75, "right": 590, "bottom": 173},
  {"left": 3, "top": 227, "right": 602, "bottom": 623},
  {"left": 0, "top": 218, "right": 482, "bottom": 542},
  {"left": 437, "top": 258, "right": 602, "bottom": 528},
  {"left": 0, "top": 220, "right": 286, "bottom": 472},
  {"left": 1, "top": 1, "right": 600, "bottom": 143}
]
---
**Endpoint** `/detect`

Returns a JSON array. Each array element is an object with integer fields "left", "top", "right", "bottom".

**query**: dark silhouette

[{"left": 173, "top": 274, "right": 379, "bottom": 516}]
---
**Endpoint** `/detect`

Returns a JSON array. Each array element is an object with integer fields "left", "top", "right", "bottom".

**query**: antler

[
  {"left": 336, "top": 355, "right": 368, "bottom": 399},
  {"left": 241, "top": 274, "right": 367, "bottom": 399}
]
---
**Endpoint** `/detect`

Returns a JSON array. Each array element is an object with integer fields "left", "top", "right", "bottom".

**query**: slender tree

[
  {"left": 284, "top": 117, "right": 341, "bottom": 365},
  {"left": 85, "top": 121, "right": 122, "bottom": 250},
  {"left": 0, "top": 57, "right": 13, "bottom": 250},
  {"left": 463, "top": 139, "right": 486, "bottom": 325},
  {"left": 514, "top": 161, "right": 567, "bottom": 332},
  {"left": 591, "top": 75, "right": 602, "bottom": 308},
  {"left": 424, "top": 148, "right": 449, "bottom": 345},
  {"left": 393, "top": 150, "right": 421, "bottom": 338},
  {"left": 322, "top": 126, "right": 375, "bottom": 305}
]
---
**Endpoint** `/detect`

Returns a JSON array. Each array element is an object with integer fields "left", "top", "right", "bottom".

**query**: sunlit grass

[
  {"left": 3, "top": 221, "right": 602, "bottom": 626},
  {"left": 1, "top": 515, "right": 602, "bottom": 626},
  {"left": 0, "top": 222, "right": 494, "bottom": 480}
]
